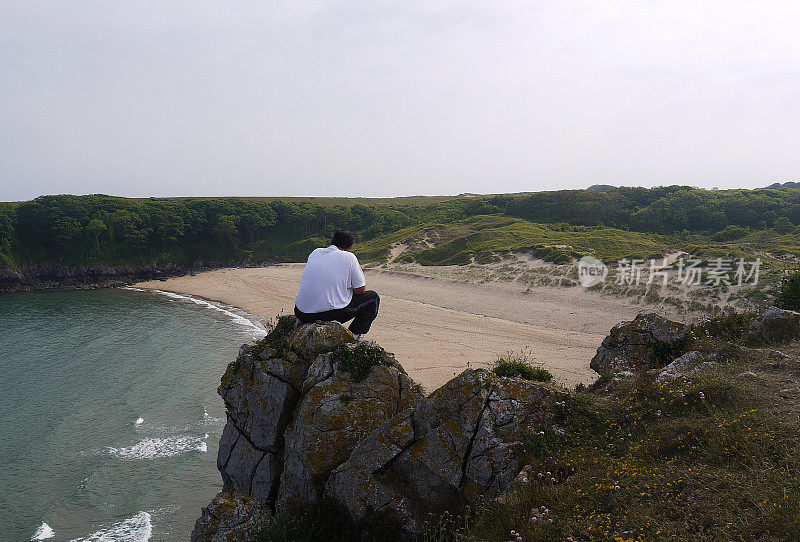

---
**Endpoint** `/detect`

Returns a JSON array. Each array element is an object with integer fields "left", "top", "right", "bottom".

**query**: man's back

[{"left": 294, "top": 245, "right": 366, "bottom": 313}]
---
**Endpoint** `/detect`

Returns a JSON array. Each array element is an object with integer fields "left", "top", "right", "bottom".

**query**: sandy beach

[{"left": 135, "top": 265, "right": 689, "bottom": 391}]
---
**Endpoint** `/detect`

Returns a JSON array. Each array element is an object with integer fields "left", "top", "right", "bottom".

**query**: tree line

[{"left": 1, "top": 186, "right": 799, "bottom": 268}]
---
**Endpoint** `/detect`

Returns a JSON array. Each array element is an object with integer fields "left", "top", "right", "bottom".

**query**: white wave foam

[
  {"left": 69, "top": 511, "right": 152, "bottom": 542},
  {"left": 135, "top": 417, "right": 144, "bottom": 425},
  {"left": 201, "top": 406, "right": 223, "bottom": 426},
  {"left": 76, "top": 476, "right": 91, "bottom": 492},
  {"left": 128, "top": 288, "right": 267, "bottom": 339},
  {"left": 31, "top": 522, "right": 54, "bottom": 540},
  {"left": 105, "top": 436, "right": 207, "bottom": 460}
]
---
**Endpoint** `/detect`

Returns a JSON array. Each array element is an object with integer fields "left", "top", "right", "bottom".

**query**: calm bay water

[{"left": 0, "top": 288, "right": 267, "bottom": 541}]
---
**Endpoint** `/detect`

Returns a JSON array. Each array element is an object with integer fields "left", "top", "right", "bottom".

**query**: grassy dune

[{"left": 356, "top": 215, "right": 667, "bottom": 265}]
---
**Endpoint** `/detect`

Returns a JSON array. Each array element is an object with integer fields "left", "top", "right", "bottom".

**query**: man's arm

[{"left": 349, "top": 254, "right": 367, "bottom": 295}]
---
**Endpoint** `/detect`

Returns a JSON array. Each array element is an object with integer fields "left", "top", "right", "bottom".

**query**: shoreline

[
  {"left": 134, "top": 265, "right": 693, "bottom": 391},
  {"left": 123, "top": 286, "right": 269, "bottom": 341}
]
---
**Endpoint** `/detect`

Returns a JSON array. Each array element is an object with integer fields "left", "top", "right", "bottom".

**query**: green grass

[
  {"left": 368, "top": 216, "right": 667, "bottom": 266},
  {"left": 251, "top": 315, "right": 297, "bottom": 359},
  {"left": 464, "top": 347, "right": 800, "bottom": 541},
  {"left": 359, "top": 214, "right": 800, "bottom": 275},
  {"left": 491, "top": 351, "right": 554, "bottom": 382},
  {"left": 331, "top": 342, "right": 388, "bottom": 382}
]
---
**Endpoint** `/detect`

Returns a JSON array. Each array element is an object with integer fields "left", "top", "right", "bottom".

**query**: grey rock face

[
  {"left": 217, "top": 421, "right": 277, "bottom": 502},
  {"left": 208, "top": 320, "right": 424, "bottom": 537},
  {"left": 0, "top": 261, "right": 191, "bottom": 293},
  {"left": 202, "top": 320, "right": 567, "bottom": 539},
  {"left": 191, "top": 492, "right": 272, "bottom": 542},
  {"left": 219, "top": 353, "right": 306, "bottom": 452},
  {"left": 656, "top": 351, "right": 709, "bottom": 382},
  {"left": 747, "top": 306, "right": 800, "bottom": 344},
  {"left": 277, "top": 361, "right": 423, "bottom": 515},
  {"left": 325, "top": 369, "right": 567, "bottom": 534},
  {"left": 324, "top": 410, "right": 420, "bottom": 530},
  {"left": 287, "top": 320, "right": 357, "bottom": 361},
  {"left": 216, "top": 349, "right": 307, "bottom": 502},
  {"left": 590, "top": 313, "right": 690, "bottom": 375}
]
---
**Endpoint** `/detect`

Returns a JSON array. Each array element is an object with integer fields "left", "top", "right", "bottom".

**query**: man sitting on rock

[{"left": 294, "top": 229, "right": 380, "bottom": 340}]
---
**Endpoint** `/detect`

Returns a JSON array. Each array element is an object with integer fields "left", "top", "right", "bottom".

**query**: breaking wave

[
  {"left": 68, "top": 511, "right": 152, "bottom": 542},
  {"left": 123, "top": 287, "right": 267, "bottom": 339},
  {"left": 30, "top": 522, "right": 54, "bottom": 540},
  {"left": 105, "top": 435, "right": 207, "bottom": 460}
]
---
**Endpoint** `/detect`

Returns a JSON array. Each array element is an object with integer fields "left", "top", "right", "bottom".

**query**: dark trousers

[{"left": 294, "top": 290, "right": 380, "bottom": 335}]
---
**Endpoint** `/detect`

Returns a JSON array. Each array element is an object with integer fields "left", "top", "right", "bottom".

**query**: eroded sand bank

[{"left": 135, "top": 265, "right": 688, "bottom": 391}]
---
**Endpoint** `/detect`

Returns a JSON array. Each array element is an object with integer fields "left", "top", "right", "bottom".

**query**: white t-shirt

[{"left": 295, "top": 245, "right": 367, "bottom": 313}]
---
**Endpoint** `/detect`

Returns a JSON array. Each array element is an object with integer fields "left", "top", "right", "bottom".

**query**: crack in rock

[{"left": 459, "top": 385, "right": 494, "bottom": 489}]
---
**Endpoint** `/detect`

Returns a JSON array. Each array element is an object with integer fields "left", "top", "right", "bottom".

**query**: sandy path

[{"left": 136, "top": 265, "right": 686, "bottom": 391}]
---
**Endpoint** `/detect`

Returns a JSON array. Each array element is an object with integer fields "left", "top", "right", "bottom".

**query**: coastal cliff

[
  {"left": 0, "top": 262, "right": 193, "bottom": 293},
  {"left": 194, "top": 307, "right": 800, "bottom": 541},
  {"left": 192, "top": 316, "right": 567, "bottom": 540}
]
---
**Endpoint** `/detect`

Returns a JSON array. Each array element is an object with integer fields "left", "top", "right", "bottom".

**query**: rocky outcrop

[
  {"left": 591, "top": 313, "right": 690, "bottom": 375},
  {"left": 325, "top": 369, "right": 567, "bottom": 533},
  {"left": 276, "top": 350, "right": 422, "bottom": 515},
  {"left": 196, "top": 318, "right": 427, "bottom": 540},
  {"left": 0, "top": 262, "right": 192, "bottom": 293},
  {"left": 747, "top": 307, "right": 800, "bottom": 344},
  {"left": 215, "top": 319, "right": 418, "bottom": 509},
  {"left": 655, "top": 351, "right": 713, "bottom": 382},
  {"left": 195, "top": 317, "right": 568, "bottom": 540},
  {"left": 192, "top": 492, "right": 271, "bottom": 542}
]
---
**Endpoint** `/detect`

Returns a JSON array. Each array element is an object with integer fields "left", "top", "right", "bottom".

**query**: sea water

[{"left": 0, "top": 288, "right": 267, "bottom": 541}]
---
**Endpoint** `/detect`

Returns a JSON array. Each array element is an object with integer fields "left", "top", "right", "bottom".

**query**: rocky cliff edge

[{"left": 192, "top": 316, "right": 567, "bottom": 540}]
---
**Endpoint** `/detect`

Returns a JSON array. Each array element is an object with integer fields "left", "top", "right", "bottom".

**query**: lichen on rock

[
  {"left": 325, "top": 369, "right": 568, "bottom": 534},
  {"left": 190, "top": 491, "right": 272, "bottom": 542},
  {"left": 277, "top": 360, "right": 423, "bottom": 515},
  {"left": 287, "top": 319, "right": 357, "bottom": 360}
]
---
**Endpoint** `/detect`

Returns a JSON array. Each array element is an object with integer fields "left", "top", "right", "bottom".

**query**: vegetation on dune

[{"left": 2, "top": 186, "right": 800, "bottom": 271}]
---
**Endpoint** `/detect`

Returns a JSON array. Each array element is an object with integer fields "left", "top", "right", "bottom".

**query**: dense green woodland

[{"left": 2, "top": 186, "right": 800, "bottom": 269}]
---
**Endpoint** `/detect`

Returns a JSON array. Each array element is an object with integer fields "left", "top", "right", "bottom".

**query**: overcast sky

[{"left": 1, "top": 1, "right": 799, "bottom": 201}]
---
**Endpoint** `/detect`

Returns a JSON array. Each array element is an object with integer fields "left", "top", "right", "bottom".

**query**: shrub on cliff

[
  {"left": 491, "top": 351, "right": 553, "bottom": 382},
  {"left": 330, "top": 342, "right": 388, "bottom": 382},
  {"left": 692, "top": 311, "right": 756, "bottom": 342},
  {"left": 777, "top": 271, "right": 800, "bottom": 311},
  {"left": 252, "top": 315, "right": 297, "bottom": 359}
]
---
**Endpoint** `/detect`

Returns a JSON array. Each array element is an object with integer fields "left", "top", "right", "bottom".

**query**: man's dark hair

[{"left": 331, "top": 229, "right": 354, "bottom": 250}]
